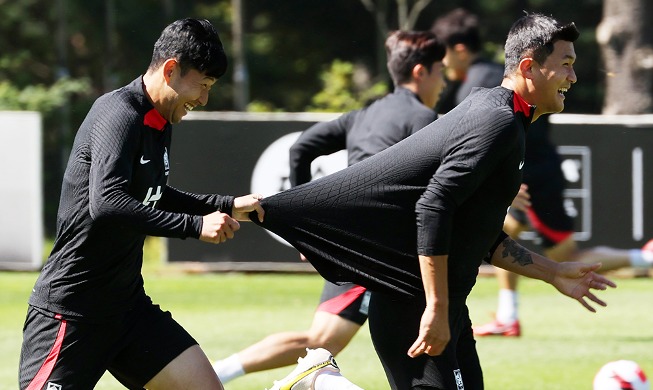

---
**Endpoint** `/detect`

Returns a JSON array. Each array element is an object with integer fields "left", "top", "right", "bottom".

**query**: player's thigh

[
  {"left": 109, "top": 301, "right": 211, "bottom": 389},
  {"left": 368, "top": 293, "right": 476, "bottom": 390},
  {"left": 308, "top": 311, "right": 362, "bottom": 353},
  {"left": 19, "top": 307, "right": 120, "bottom": 389},
  {"left": 544, "top": 235, "right": 578, "bottom": 262},
  {"left": 317, "top": 281, "right": 370, "bottom": 325},
  {"left": 144, "top": 345, "right": 223, "bottom": 390},
  {"left": 504, "top": 211, "right": 529, "bottom": 238},
  {"left": 311, "top": 281, "right": 369, "bottom": 352}
]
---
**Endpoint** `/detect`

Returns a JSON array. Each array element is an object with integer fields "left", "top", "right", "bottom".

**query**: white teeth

[
  {"left": 184, "top": 103, "right": 194, "bottom": 111},
  {"left": 558, "top": 88, "right": 568, "bottom": 94}
]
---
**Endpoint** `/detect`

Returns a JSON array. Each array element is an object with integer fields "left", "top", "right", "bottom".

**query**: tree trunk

[
  {"left": 232, "top": 0, "right": 249, "bottom": 111},
  {"left": 360, "top": 0, "right": 433, "bottom": 79},
  {"left": 596, "top": 0, "right": 653, "bottom": 114}
]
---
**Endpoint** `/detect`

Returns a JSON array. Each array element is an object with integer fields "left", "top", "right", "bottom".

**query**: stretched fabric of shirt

[
  {"left": 30, "top": 77, "right": 233, "bottom": 321},
  {"left": 252, "top": 87, "right": 533, "bottom": 299}
]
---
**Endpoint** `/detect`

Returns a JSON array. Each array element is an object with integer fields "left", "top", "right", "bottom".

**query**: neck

[
  {"left": 501, "top": 77, "right": 541, "bottom": 122},
  {"left": 142, "top": 72, "right": 166, "bottom": 113},
  {"left": 399, "top": 83, "right": 435, "bottom": 109}
]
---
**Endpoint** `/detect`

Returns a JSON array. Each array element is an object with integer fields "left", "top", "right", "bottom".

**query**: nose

[
  {"left": 568, "top": 67, "right": 577, "bottom": 84},
  {"left": 198, "top": 89, "right": 209, "bottom": 106}
]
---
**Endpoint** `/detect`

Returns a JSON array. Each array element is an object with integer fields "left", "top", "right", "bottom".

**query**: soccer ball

[{"left": 593, "top": 360, "right": 649, "bottom": 390}]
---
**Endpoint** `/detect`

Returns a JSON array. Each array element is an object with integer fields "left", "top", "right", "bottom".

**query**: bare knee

[{"left": 306, "top": 312, "right": 362, "bottom": 356}]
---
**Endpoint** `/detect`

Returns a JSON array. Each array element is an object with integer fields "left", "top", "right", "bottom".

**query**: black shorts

[
  {"left": 368, "top": 292, "right": 483, "bottom": 390},
  {"left": 509, "top": 157, "right": 574, "bottom": 248},
  {"left": 316, "top": 281, "right": 370, "bottom": 325},
  {"left": 19, "top": 298, "right": 197, "bottom": 390}
]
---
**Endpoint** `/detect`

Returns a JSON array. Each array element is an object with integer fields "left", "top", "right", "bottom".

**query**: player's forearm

[
  {"left": 159, "top": 186, "right": 234, "bottom": 216},
  {"left": 490, "top": 237, "right": 557, "bottom": 284},
  {"left": 418, "top": 255, "right": 449, "bottom": 309}
]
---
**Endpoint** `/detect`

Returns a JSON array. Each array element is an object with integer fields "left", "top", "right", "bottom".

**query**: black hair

[
  {"left": 385, "top": 30, "right": 446, "bottom": 85},
  {"left": 431, "top": 8, "right": 482, "bottom": 53},
  {"left": 148, "top": 18, "right": 227, "bottom": 79},
  {"left": 504, "top": 12, "right": 579, "bottom": 76}
]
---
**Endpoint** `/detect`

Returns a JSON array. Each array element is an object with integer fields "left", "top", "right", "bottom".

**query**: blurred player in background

[
  {"left": 431, "top": 7, "right": 651, "bottom": 338},
  {"left": 19, "top": 18, "right": 264, "bottom": 390},
  {"left": 474, "top": 115, "right": 653, "bottom": 338},
  {"left": 431, "top": 7, "right": 504, "bottom": 115},
  {"left": 213, "top": 29, "right": 447, "bottom": 385}
]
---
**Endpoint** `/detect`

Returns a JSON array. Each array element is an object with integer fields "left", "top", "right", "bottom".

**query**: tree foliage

[
  {"left": 308, "top": 60, "right": 388, "bottom": 113},
  {"left": 0, "top": 0, "right": 643, "bottom": 233},
  {"left": 1, "top": 0, "right": 611, "bottom": 115},
  {"left": 0, "top": 78, "right": 90, "bottom": 113}
]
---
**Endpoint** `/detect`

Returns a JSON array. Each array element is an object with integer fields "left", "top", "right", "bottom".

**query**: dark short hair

[
  {"left": 504, "top": 13, "right": 579, "bottom": 76},
  {"left": 385, "top": 30, "right": 446, "bottom": 85},
  {"left": 148, "top": 18, "right": 227, "bottom": 79},
  {"left": 431, "top": 8, "right": 482, "bottom": 53}
]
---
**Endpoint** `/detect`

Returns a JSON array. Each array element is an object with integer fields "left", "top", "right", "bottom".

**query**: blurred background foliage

[{"left": 0, "top": 0, "right": 609, "bottom": 234}]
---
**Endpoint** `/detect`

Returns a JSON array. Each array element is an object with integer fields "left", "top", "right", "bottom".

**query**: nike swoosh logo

[
  {"left": 140, "top": 156, "right": 151, "bottom": 164},
  {"left": 519, "top": 160, "right": 524, "bottom": 170}
]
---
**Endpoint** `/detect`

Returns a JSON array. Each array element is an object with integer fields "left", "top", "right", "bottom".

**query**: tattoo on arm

[{"left": 501, "top": 238, "right": 533, "bottom": 266}]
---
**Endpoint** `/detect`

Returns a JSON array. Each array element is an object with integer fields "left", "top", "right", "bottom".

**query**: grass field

[{"left": 2, "top": 270, "right": 651, "bottom": 389}]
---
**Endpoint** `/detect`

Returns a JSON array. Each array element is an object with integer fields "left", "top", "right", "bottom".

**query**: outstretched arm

[
  {"left": 489, "top": 236, "right": 617, "bottom": 312},
  {"left": 408, "top": 255, "right": 450, "bottom": 358}
]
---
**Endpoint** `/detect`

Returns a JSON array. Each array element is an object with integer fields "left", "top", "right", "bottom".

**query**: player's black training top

[
  {"left": 29, "top": 77, "right": 233, "bottom": 321},
  {"left": 289, "top": 87, "right": 437, "bottom": 186},
  {"left": 253, "top": 87, "right": 534, "bottom": 299}
]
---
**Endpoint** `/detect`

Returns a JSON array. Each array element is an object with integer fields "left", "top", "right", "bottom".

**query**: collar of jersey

[
  {"left": 144, "top": 108, "right": 168, "bottom": 131},
  {"left": 512, "top": 91, "right": 535, "bottom": 121}
]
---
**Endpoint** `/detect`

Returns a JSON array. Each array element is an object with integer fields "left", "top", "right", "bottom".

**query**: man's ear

[
  {"left": 162, "top": 59, "right": 178, "bottom": 83},
  {"left": 452, "top": 43, "right": 470, "bottom": 62},
  {"left": 519, "top": 57, "right": 535, "bottom": 80},
  {"left": 411, "top": 63, "right": 426, "bottom": 80}
]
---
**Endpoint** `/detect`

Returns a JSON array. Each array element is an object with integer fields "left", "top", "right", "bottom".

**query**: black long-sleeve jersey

[
  {"left": 253, "top": 87, "right": 534, "bottom": 299},
  {"left": 30, "top": 77, "right": 233, "bottom": 321},
  {"left": 289, "top": 87, "right": 437, "bottom": 186}
]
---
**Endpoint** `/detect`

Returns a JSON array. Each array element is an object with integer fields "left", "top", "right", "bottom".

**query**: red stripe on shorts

[
  {"left": 26, "top": 314, "right": 67, "bottom": 390},
  {"left": 526, "top": 208, "right": 573, "bottom": 244},
  {"left": 317, "top": 285, "right": 367, "bottom": 314}
]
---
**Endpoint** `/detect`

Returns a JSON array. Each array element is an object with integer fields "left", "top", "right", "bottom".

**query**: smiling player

[
  {"left": 19, "top": 18, "right": 264, "bottom": 390},
  {"left": 254, "top": 13, "right": 616, "bottom": 390}
]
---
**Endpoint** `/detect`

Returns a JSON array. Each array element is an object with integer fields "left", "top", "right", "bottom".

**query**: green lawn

[{"left": 3, "top": 271, "right": 651, "bottom": 389}]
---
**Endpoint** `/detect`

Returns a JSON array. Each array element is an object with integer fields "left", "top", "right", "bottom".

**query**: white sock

[
  {"left": 496, "top": 289, "right": 518, "bottom": 324},
  {"left": 212, "top": 354, "right": 245, "bottom": 384},
  {"left": 314, "top": 371, "right": 364, "bottom": 390},
  {"left": 629, "top": 249, "right": 653, "bottom": 268}
]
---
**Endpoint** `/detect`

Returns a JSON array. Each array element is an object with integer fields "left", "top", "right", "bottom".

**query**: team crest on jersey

[
  {"left": 46, "top": 383, "right": 62, "bottom": 390},
  {"left": 453, "top": 369, "right": 464, "bottom": 390},
  {"left": 163, "top": 147, "right": 170, "bottom": 176}
]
